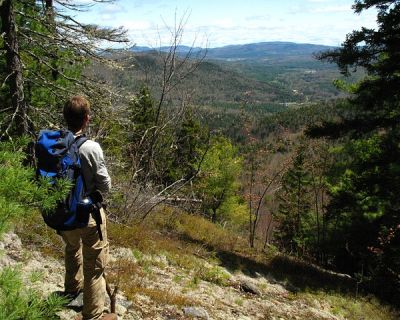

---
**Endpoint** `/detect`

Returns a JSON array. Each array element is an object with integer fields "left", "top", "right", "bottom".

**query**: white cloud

[
  {"left": 123, "top": 20, "right": 154, "bottom": 31},
  {"left": 125, "top": 17, "right": 343, "bottom": 48},
  {"left": 245, "top": 15, "right": 270, "bottom": 22},
  {"left": 71, "top": 0, "right": 378, "bottom": 48},
  {"left": 307, "top": 0, "right": 332, "bottom": 3},
  {"left": 131, "top": 0, "right": 166, "bottom": 9},
  {"left": 69, "top": 0, "right": 95, "bottom": 5},
  {"left": 310, "top": 5, "right": 351, "bottom": 13},
  {"left": 210, "top": 18, "right": 236, "bottom": 29},
  {"left": 100, "top": 3, "right": 124, "bottom": 15}
]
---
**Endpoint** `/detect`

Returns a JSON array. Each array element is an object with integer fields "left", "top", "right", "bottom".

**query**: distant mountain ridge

[{"left": 130, "top": 41, "right": 335, "bottom": 61}]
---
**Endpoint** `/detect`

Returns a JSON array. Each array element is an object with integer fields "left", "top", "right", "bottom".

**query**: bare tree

[
  {"left": 110, "top": 13, "right": 208, "bottom": 221},
  {"left": 249, "top": 162, "right": 290, "bottom": 248},
  {"left": 306, "top": 139, "right": 331, "bottom": 264},
  {"left": 146, "top": 11, "right": 207, "bottom": 181}
]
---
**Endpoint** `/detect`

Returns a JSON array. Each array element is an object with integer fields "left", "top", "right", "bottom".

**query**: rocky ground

[{"left": 0, "top": 231, "right": 349, "bottom": 320}]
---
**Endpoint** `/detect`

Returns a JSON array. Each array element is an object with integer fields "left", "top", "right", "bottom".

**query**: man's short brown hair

[{"left": 63, "top": 96, "right": 90, "bottom": 132}]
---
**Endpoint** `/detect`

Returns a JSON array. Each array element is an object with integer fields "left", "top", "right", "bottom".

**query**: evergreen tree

[
  {"left": 196, "top": 137, "right": 246, "bottom": 225},
  {"left": 314, "top": 0, "right": 400, "bottom": 135},
  {"left": 276, "top": 143, "right": 313, "bottom": 255},
  {"left": 129, "top": 87, "right": 157, "bottom": 143},
  {"left": 127, "top": 86, "right": 176, "bottom": 184},
  {"left": 167, "top": 109, "right": 208, "bottom": 183},
  {"left": 308, "top": 0, "right": 400, "bottom": 302}
]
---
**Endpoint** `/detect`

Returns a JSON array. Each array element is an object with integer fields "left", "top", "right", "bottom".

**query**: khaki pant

[{"left": 60, "top": 208, "right": 109, "bottom": 320}]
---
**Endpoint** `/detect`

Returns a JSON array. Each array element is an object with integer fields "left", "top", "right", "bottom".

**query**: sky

[{"left": 72, "top": 0, "right": 378, "bottom": 48}]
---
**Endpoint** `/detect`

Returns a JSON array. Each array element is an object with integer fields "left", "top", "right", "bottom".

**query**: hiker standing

[{"left": 60, "top": 96, "right": 115, "bottom": 320}]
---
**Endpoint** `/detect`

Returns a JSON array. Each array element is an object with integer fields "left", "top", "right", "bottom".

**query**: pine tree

[
  {"left": 308, "top": 0, "right": 400, "bottom": 302},
  {"left": 167, "top": 109, "right": 208, "bottom": 182},
  {"left": 196, "top": 137, "right": 245, "bottom": 224},
  {"left": 276, "top": 143, "right": 313, "bottom": 255}
]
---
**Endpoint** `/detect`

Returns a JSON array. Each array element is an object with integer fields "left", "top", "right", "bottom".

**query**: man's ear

[{"left": 82, "top": 113, "right": 90, "bottom": 128}]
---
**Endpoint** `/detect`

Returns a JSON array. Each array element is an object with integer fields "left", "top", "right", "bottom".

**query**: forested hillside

[
  {"left": 1, "top": 0, "right": 400, "bottom": 319},
  {"left": 129, "top": 41, "right": 363, "bottom": 103},
  {"left": 113, "top": 42, "right": 354, "bottom": 104},
  {"left": 95, "top": 52, "right": 299, "bottom": 105}
]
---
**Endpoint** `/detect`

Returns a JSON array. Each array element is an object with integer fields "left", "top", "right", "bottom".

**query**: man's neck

[{"left": 73, "top": 129, "right": 84, "bottom": 136}]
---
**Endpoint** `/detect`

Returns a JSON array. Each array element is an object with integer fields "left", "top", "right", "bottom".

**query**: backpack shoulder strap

[{"left": 75, "top": 134, "right": 88, "bottom": 149}]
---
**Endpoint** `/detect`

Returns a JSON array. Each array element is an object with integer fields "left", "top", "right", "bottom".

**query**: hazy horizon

[{"left": 130, "top": 40, "right": 336, "bottom": 50}]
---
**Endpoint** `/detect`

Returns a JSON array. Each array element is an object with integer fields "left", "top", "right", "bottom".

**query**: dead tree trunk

[{"left": 1, "top": 0, "right": 28, "bottom": 137}]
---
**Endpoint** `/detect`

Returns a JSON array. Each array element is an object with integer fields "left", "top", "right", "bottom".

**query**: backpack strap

[
  {"left": 75, "top": 134, "right": 88, "bottom": 149},
  {"left": 73, "top": 134, "right": 88, "bottom": 188}
]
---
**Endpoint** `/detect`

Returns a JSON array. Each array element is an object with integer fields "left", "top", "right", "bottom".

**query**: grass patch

[
  {"left": 16, "top": 214, "right": 64, "bottom": 259},
  {"left": 173, "top": 275, "right": 184, "bottom": 284},
  {"left": 194, "top": 265, "right": 231, "bottom": 287},
  {"left": 129, "top": 286, "right": 195, "bottom": 307},
  {"left": 131, "top": 248, "right": 144, "bottom": 261},
  {"left": 108, "top": 207, "right": 245, "bottom": 267},
  {"left": 234, "top": 298, "right": 244, "bottom": 306},
  {"left": 300, "top": 292, "right": 399, "bottom": 320},
  {"left": 163, "top": 209, "right": 245, "bottom": 253},
  {"left": 108, "top": 258, "right": 196, "bottom": 307},
  {"left": 29, "top": 270, "right": 44, "bottom": 284},
  {"left": 108, "top": 259, "right": 144, "bottom": 284},
  {"left": 0, "top": 267, "right": 66, "bottom": 319},
  {"left": 186, "top": 276, "right": 200, "bottom": 290},
  {"left": 165, "top": 252, "right": 200, "bottom": 270}
]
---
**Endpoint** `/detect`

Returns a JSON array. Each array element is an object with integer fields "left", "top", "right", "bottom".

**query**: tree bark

[
  {"left": 45, "top": 0, "right": 54, "bottom": 21},
  {"left": 1, "top": 0, "right": 28, "bottom": 136},
  {"left": 248, "top": 160, "right": 255, "bottom": 248},
  {"left": 212, "top": 208, "right": 217, "bottom": 223}
]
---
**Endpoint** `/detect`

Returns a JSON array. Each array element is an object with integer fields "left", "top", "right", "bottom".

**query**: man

[{"left": 61, "top": 96, "right": 115, "bottom": 320}]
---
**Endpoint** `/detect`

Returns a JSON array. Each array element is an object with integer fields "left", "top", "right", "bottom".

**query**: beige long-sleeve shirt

[{"left": 79, "top": 140, "right": 111, "bottom": 195}]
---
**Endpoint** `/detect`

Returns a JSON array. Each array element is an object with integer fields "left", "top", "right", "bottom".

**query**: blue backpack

[{"left": 35, "top": 129, "right": 91, "bottom": 231}]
